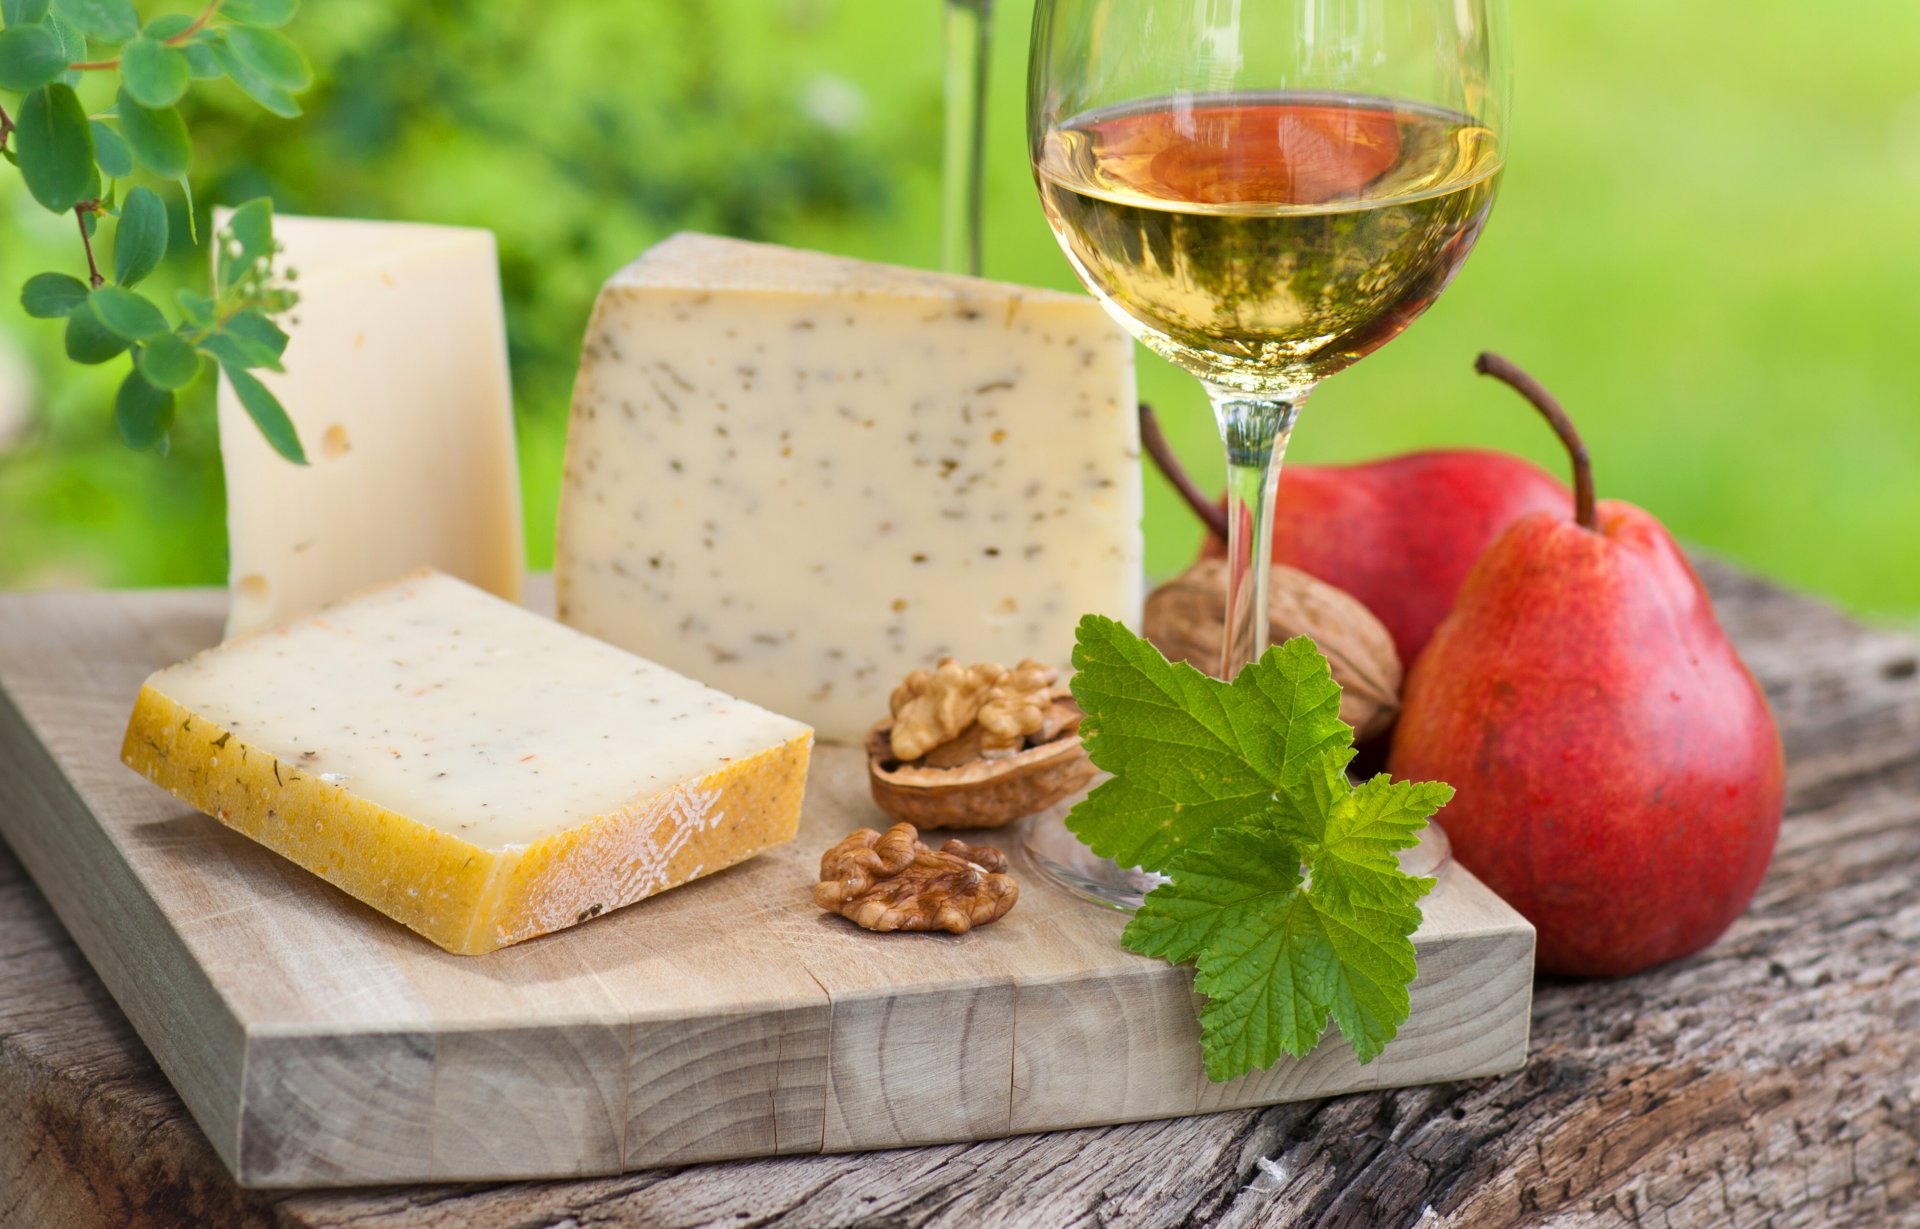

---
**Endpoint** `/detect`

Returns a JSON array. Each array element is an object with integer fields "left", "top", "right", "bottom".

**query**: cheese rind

[
  {"left": 120, "top": 571, "right": 813, "bottom": 955},
  {"left": 555, "top": 233, "right": 1144, "bottom": 742},
  {"left": 217, "top": 214, "right": 525, "bottom": 640}
]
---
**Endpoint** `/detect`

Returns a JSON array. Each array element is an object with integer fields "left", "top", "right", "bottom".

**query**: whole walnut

[{"left": 1142, "top": 558, "right": 1402, "bottom": 740}]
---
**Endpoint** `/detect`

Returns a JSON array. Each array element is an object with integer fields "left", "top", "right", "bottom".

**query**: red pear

[
  {"left": 1141, "top": 407, "right": 1570, "bottom": 666},
  {"left": 1387, "top": 355, "right": 1784, "bottom": 977}
]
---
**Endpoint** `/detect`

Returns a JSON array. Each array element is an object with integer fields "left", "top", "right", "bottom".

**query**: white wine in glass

[{"left": 1026, "top": 0, "right": 1509, "bottom": 907}]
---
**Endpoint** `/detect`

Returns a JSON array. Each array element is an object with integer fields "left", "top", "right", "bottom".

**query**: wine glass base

[
  {"left": 1023, "top": 805, "right": 1167, "bottom": 911},
  {"left": 1023, "top": 803, "right": 1454, "bottom": 913}
]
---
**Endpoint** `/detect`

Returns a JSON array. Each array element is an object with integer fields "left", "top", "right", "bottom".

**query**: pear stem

[
  {"left": 1139, "top": 402, "right": 1230, "bottom": 542},
  {"left": 1475, "top": 352, "right": 1598, "bottom": 531}
]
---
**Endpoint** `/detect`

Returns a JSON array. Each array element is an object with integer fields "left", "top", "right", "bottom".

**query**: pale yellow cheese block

[
  {"left": 120, "top": 571, "right": 813, "bottom": 955},
  {"left": 556, "top": 233, "right": 1143, "bottom": 743},
  {"left": 216, "top": 214, "right": 524, "bottom": 640}
]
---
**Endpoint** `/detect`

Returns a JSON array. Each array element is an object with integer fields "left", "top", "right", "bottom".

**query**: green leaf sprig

[
  {"left": 1, "top": 0, "right": 309, "bottom": 460},
  {"left": 1066, "top": 617, "right": 1455, "bottom": 1081}
]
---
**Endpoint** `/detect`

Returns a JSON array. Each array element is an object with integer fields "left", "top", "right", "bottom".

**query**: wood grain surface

[
  {"left": 3, "top": 559, "right": 1916, "bottom": 1227},
  {"left": 0, "top": 582, "right": 1529, "bottom": 1192}
]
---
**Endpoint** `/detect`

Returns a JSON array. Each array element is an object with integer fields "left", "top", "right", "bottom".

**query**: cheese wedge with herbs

[
  {"left": 555, "top": 233, "right": 1144, "bottom": 743},
  {"left": 121, "top": 571, "right": 813, "bottom": 955}
]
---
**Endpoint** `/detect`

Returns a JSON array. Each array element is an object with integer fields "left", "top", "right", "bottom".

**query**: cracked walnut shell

[
  {"left": 868, "top": 685, "right": 1096, "bottom": 830},
  {"left": 1142, "top": 558, "right": 1403, "bottom": 741},
  {"left": 814, "top": 822, "right": 1018, "bottom": 933}
]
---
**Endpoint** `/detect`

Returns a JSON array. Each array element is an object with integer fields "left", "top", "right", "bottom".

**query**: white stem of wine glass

[{"left": 1206, "top": 383, "right": 1306, "bottom": 678}]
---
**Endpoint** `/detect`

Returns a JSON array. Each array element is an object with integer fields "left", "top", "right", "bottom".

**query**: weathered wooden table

[{"left": 3, "top": 560, "right": 1917, "bottom": 1229}]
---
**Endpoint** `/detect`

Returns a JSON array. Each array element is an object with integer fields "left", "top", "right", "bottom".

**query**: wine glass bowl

[
  {"left": 1026, "top": 0, "right": 1508, "bottom": 908},
  {"left": 1033, "top": 95, "right": 1501, "bottom": 394}
]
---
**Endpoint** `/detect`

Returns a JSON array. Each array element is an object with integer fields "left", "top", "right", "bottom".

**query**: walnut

[
  {"left": 975, "top": 659, "right": 1058, "bottom": 755},
  {"left": 1142, "top": 558, "right": 1403, "bottom": 741},
  {"left": 813, "top": 822, "right": 1018, "bottom": 934},
  {"left": 889, "top": 657, "right": 1008, "bottom": 761},
  {"left": 869, "top": 660, "right": 1096, "bottom": 830}
]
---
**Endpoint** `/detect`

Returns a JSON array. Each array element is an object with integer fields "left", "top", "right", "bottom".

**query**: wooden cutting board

[{"left": 0, "top": 584, "right": 1534, "bottom": 1189}]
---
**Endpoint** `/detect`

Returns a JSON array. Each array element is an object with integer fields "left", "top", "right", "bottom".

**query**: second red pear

[{"left": 1387, "top": 355, "right": 1785, "bottom": 977}]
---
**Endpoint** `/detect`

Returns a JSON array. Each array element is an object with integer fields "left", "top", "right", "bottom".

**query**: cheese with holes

[
  {"left": 555, "top": 233, "right": 1143, "bottom": 742},
  {"left": 120, "top": 571, "right": 813, "bottom": 956},
  {"left": 217, "top": 213, "right": 524, "bottom": 640}
]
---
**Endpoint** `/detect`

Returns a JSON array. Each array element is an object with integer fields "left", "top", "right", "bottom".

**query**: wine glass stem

[
  {"left": 1205, "top": 382, "right": 1306, "bottom": 678},
  {"left": 941, "top": 0, "right": 994, "bottom": 276}
]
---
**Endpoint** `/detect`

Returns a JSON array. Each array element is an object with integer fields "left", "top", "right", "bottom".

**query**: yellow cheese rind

[
  {"left": 122, "top": 685, "right": 496, "bottom": 949},
  {"left": 484, "top": 732, "right": 812, "bottom": 951},
  {"left": 121, "top": 688, "right": 813, "bottom": 956}
]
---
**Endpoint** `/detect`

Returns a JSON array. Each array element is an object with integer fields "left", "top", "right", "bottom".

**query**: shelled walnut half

[
  {"left": 813, "top": 822, "right": 1018, "bottom": 934},
  {"left": 1142, "top": 558, "right": 1403, "bottom": 740},
  {"left": 868, "top": 656, "right": 1095, "bottom": 829}
]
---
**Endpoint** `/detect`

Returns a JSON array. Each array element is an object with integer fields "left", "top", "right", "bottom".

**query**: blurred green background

[{"left": 3, "top": 0, "right": 1918, "bottom": 619}]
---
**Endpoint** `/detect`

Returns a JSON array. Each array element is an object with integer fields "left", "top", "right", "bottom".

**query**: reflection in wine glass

[{"left": 1026, "top": 0, "right": 1508, "bottom": 908}]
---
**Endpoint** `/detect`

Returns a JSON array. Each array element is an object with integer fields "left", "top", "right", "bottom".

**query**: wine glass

[{"left": 1025, "top": 0, "right": 1507, "bottom": 907}]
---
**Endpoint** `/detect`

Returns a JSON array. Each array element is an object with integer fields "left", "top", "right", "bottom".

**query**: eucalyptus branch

[
  {"left": 68, "top": 0, "right": 223, "bottom": 71},
  {"left": 74, "top": 203, "right": 105, "bottom": 289}
]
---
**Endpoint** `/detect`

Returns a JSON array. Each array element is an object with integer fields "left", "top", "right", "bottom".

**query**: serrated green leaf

[
  {"left": 87, "top": 284, "right": 169, "bottom": 339},
  {"left": 13, "top": 84, "right": 94, "bottom": 213},
  {"left": 219, "top": 0, "right": 297, "bottom": 27},
  {"left": 1064, "top": 620, "right": 1352, "bottom": 873},
  {"left": 1123, "top": 793, "right": 1435, "bottom": 1076},
  {"left": 89, "top": 119, "right": 133, "bottom": 178},
  {"left": 116, "top": 87, "right": 190, "bottom": 177},
  {"left": 20, "top": 271, "right": 89, "bottom": 319},
  {"left": 119, "top": 35, "right": 189, "bottom": 107},
  {"left": 210, "top": 36, "right": 299, "bottom": 116},
  {"left": 135, "top": 332, "right": 200, "bottom": 389},
  {"left": 111, "top": 184, "right": 168, "bottom": 287},
  {"left": 49, "top": 0, "right": 136, "bottom": 42},
  {"left": 65, "top": 307, "right": 129, "bottom": 362},
  {"left": 114, "top": 367, "right": 174, "bottom": 450},
  {"left": 220, "top": 24, "right": 308, "bottom": 90},
  {"left": 222, "top": 363, "right": 305, "bottom": 463},
  {"left": 1075, "top": 619, "right": 1452, "bottom": 1079},
  {"left": 1303, "top": 770, "right": 1450, "bottom": 917},
  {"left": 3, "top": 0, "right": 53, "bottom": 25},
  {"left": 0, "top": 24, "right": 67, "bottom": 93}
]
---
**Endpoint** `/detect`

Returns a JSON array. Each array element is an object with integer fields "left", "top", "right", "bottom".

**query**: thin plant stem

[{"left": 75, "top": 203, "right": 105, "bottom": 288}]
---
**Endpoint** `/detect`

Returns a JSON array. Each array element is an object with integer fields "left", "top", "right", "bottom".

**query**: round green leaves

[
  {"left": 13, "top": 84, "right": 95, "bottom": 212},
  {"left": 114, "top": 368, "right": 175, "bottom": 451},
  {"left": 20, "top": 271, "right": 90, "bottom": 319},
  {"left": 112, "top": 185, "right": 168, "bottom": 287},
  {"left": 116, "top": 86, "right": 190, "bottom": 178},
  {"left": 119, "top": 36, "right": 190, "bottom": 108},
  {"left": 0, "top": 23, "right": 67, "bottom": 92}
]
